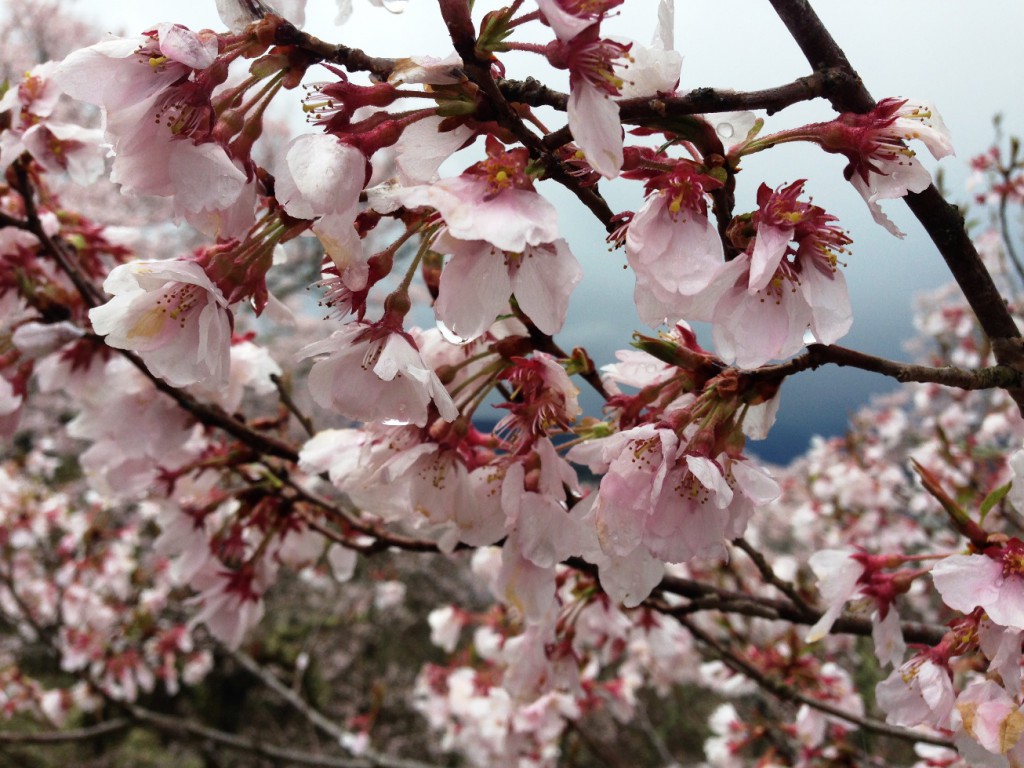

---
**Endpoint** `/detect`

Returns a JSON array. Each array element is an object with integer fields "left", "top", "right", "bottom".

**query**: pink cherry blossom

[
  {"left": 624, "top": 161, "right": 740, "bottom": 327},
  {"left": 432, "top": 232, "right": 582, "bottom": 342},
  {"left": 302, "top": 323, "right": 458, "bottom": 428},
  {"left": 398, "top": 142, "right": 559, "bottom": 253},
  {"left": 538, "top": 4, "right": 631, "bottom": 179},
  {"left": 569, "top": 423, "right": 778, "bottom": 587},
  {"left": 820, "top": 98, "right": 954, "bottom": 236},
  {"left": 708, "top": 181, "right": 854, "bottom": 367},
  {"left": 932, "top": 540, "right": 1024, "bottom": 630},
  {"left": 954, "top": 680, "right": 1024, "bottom": 760},
  {"left": 876, "top": 655, "right": 956, "bottom": 729},
  {"left": 54, "top": 26, "right": 218, "bottom": 114},
  {"left": 54, "top": 26, "right": 258, "bottom": 236},
  {"left": 89, "top": 259, "right": 232, "bottom": 388},
  {"left": 275, "top": 133, "right": 369, "bottom": 283},
  {"left": 0, "top": 61, "right": 105, "bottom": 185},
  {"left": 188, "top": 564, "right": 269, "bottom": 650}
]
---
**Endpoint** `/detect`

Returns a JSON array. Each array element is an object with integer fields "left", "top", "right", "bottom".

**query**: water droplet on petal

[
  {"left": 381, "top": 0, "right": 409, "bottom": 13},
  {"left": 383, "top": 418, "right": 412, "bottom": 426},
  {"left": 437, "top": 319, "right": 470, "bottom": 345},
  {"left": 717, "top": 122, "right": 735, "bottom": 139}
]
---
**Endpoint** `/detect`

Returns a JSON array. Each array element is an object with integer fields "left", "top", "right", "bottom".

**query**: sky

[{"left": 34, "top": 0, "right": 1024, "bottom": 462}]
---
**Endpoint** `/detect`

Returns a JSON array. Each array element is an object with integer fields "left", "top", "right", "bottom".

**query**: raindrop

[
  {"left": 381, "top": 0, "right": 409, "bottom": 13},
  {"left": 437, "top": 319, "right": 471, "bottom": 345},
  {"left": 717, "top": 122, "right": 735, "bottom": 139},
  {"left": 383, "top": 417, "right": 412, "bottom": 426}
]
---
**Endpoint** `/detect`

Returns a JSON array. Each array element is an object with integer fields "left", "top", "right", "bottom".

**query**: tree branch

[
  {"left": 228, "top": 648, "right": 347, "bottom": 742},
  {"left": 227, "top": 649, "right": 444, "bottom": 768},
  {"left": 733, "top": 537, "right": 815, "bottom": 615},
  {"left": 751, "top": 343, "right": 1024, "bottom": 390},
  {"left": 765, "top": 0, "right": 1024, "bottom": 406},
  {"left": 0, "top": 718, "right": 131, "bottom": 745},
  {"left": 674, "top": 614, "right": 955, "bottom": 749},
  {"left": 563, "top": 558, "right": 948, "bottom": 646},
  {"left": 124, "top": 702, "right": 442, "bottom": 768}
]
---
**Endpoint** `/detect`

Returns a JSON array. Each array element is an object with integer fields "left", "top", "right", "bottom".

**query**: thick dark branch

[
  {"left": 13, "top": 166, "right": 301, "bottom": 464},
  {"left": 118, "top": 347, "right": 300, "bottom": 463},
  {"left": 674, "top": 615, "right": 955, "bottom": 749},
  {"left": 752, "top": 343, "right": 1024, "bottom": 390},
  {"left": 618, "top": 69, "right": 841, "bottom": 120},
  {"left": 510, "top": 67, "right": 841, "bottom": 127},
  {"left": 273, "top": 21, "right": 397, "bottom": 79},
  {"left": 765, "top": 0, "right": 1024, "bottom": 404},
  {"left": 14, "top": 162, "right": 107, "bottom": 308}
]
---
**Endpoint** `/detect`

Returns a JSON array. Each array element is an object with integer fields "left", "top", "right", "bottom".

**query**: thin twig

[
  {"left": 13, "top": 161, "right": 106, "bottom": 308},
  {"left": 120, "top": 349, "right": 301, "bottom": 462},
  {"left": 0, "top": 719, "right": 131, "bottom": 745},
  {"left": 733, "top": 538, "right": 816, "bottom": 615},
  {"left": 124, "top": 703, "right": 443, "bottom": 768},
  {"left": 675, "top": 614, "right": 955, "bottom": 749},
  {"left": 228, "top": 648, "right": 346, "bottom": 741},
  {"left": 998, "top": 186, "right": 1024, "bottom": 284},
  {"left": 271, "top": 373, "right": 316, "bottom": 437}
]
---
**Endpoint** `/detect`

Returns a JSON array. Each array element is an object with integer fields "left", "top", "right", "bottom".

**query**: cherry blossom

[
  {"left": 4, "top": 3, "right": 1024, "bottom": 765},
  {"left": 302, "top": 323, "right": 458, "bottom": 427},
  {"left": 625, "top": 160, "right": 739, "bottom": 327},
  {"left": 790, "top": 98, "right": 954, "bottom": 236},
  {"left": 932, "top": 541, "right": 1024, "bottom": 630},
  {"left": 398, "top": 140, "right": 560, "bottom": 253},
  {"left": 89, "top": 259, "right": 232, "bottom": 388},
  {"left": 876, "top": 655, "right": 957, "bottom": 729}
]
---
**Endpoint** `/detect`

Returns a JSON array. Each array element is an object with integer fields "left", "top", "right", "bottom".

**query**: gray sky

[{"left": 49, "top": 0, "right": 1024, "bottom": 460}]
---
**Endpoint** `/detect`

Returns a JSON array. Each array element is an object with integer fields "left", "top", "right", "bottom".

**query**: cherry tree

[{"left": 3, "top": 0, "right": 1024, "bottom": 765}]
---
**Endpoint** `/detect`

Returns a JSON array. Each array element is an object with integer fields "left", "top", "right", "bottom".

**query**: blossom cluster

[{"left": 5, "top": 0, "right": 1024, "bottom": 766}]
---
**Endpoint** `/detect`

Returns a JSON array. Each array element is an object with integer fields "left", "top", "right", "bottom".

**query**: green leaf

[{"left": 980, "top": 481, "right": 1012, "bottom": 523}]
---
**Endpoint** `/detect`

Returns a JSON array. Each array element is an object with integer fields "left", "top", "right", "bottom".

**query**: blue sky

[{"left": 64, "top": 0, "right": 1024, "bottom": 462}]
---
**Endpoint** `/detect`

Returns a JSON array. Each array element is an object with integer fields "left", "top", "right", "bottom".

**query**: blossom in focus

[
  {"left": 302, "top": 323, "right": 458, "bottom": 427},
  {"left": 875, "top": 655, "right": 956, "bottom": 729},
  {"left": 624, "top": 160, "right": 739, "bottom": 327},
  {"left": 432, "top": 232, "right": 582, "bottom": 342},
  {"left": 275, "top": 134, "right": 368, "bottom": 285},
  {"left": 805, "top": 547, "right": 907, "bottom": 667},
  {"left": 954, "top": 680, "right": 1024, "bottom": 762},
  {"left": 53, "top": 25, "right": 259, "bottom": 237},
  {"left": 89, "top": 259, "right": 232, "bottom": 388},
  {"left": 711, "top": 181, "right": 853, "bottom": 368},
  {"left": 819, "top": 98, "right": 954, "bottom": 237},
  {"left": 932, "top": 540, "right": 1024, "bottom": 630},
  {"left": 537, "top": 1, "right": 631, "bottom": 179},
  {"left": 568, "top": 423, "right": 779, "bottom": 603},
  {"left": 398, "top": 140, "right": 559, "bottom": 253},
  {"left": 539, "top": 1, "right": 680, "bottom": 180}
]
